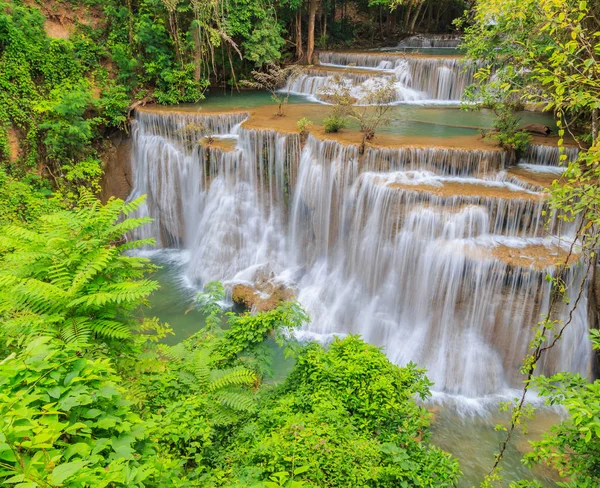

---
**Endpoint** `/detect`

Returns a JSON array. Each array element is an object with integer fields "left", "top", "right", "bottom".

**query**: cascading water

[
  {"left": 296, "top": 52, "right": 479, "bottom": 102},
  {"left": 522, "top": 143, "right": 579, "bottom": 166},
  {"left": 397, "top": 34, "right": 464, "bottom": 48},
  {"left": 129, "top": 109, "right": 593, "bottom": 402}
]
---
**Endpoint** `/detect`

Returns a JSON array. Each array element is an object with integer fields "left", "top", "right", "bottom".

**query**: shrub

[
  {"left": 297, "top": 117, "right": 313, "bottom": 134},
  {"left": 221, "top": 336, "right": 461, "bottom": 487},
  {"left": 323, "top": 115, "right": 346, "bottom": 133},
  {"left": 0, "top": 337, "right": 160, "bottom": 487}
]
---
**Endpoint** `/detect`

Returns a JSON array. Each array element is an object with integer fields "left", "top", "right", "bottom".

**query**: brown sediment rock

[
  {"left": 384, "top": 180, "right": 544, "bottom": 202},
  {"left": 240, "top": 104, "right": 505, "bottom": 151},
  {"left": 301, "top": 65, "right": 388, "bottom": 76},
  {"left": 200, "top": 137, "right": 237, "bottom": 152},
  {"left": 313, "top": 128, "right": 503, "bottom": 152},
  {"left": 506, "top": 167, "right": 562, "bottom": 190},
  {"left": 490, "top": 243, "right": 579, "bottom": 270},
  {"left": 231, "top": 273, "right": 295, "bottom": 312},
  {"left": 23, "top": 0, "right": 104, "bottom": 39},
  {"left": 134, "top": 103, "right": 505, "bottom": 152},
  {"left": 530, "top": 134, "right": 579, "bottom": 148},
  {"left": 99, "top": 131, "right": 132, "bottom": 203}
]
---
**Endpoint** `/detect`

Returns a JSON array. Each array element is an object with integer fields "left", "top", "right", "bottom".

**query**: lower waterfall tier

[{"left": 128, "top": 107, "right": 592, "bottom": 399}]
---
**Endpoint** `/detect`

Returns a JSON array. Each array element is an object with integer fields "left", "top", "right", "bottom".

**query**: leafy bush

[
  {"left": 0, "top": 168, "right": 61, "bottom": 226},
  {"left": 296, "top": 117, "right": 313, "bottom": 134},
  {"left": 520, "top": 332, "right": 600, "bottom": 486},
  {"left": 221, "top": 336, "right": 461, "bottom": 487},
  {"left": 0, "top": 337, "right": 159, "bottom": 487},
  {"left": 481, "top": 101, "right": 532, "bottom": 155},
  {"left": 323, "top": 115, "right": 346, "bottom": 133}
]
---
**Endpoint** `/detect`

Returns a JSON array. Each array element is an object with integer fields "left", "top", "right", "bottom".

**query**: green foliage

[
  {"left": 0, "top": 2, "right": 108, "bottom": 198},
  {"left": 242, "top": 17, "right": 286, "bottom": 66},
  {"left": 145, "top": 338, "right": 258, "bottom": 471},
  {"left": 296, "top": 117, "right": 313, "bottom": 134},
  {"left": 222, "top": 336, "right": 461, "bottom": 487},
  {"left": 522, "top": 371, "right": 600, "bottom": 486},
  {"left": 35, "top": 83, "right": 100, "bottom": 161},
  {"left": 0, "top": 169, "right": 62, "bottom": 227},
  {"left": 478, "top": 102, "right": 532, "bottom": 154},
  {"left": 196, "top": 281, "right": 308, "bottom": 369},
  {"left": 0, "top": 196, "right": 161, "bottom": 347},
  {"left": 322, "top": 114, "right": 346, "bottom": 133},
  {"left": 0, "top": 336, "right": 159, "bottom": 487}
]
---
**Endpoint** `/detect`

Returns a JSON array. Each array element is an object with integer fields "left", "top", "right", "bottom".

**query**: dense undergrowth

[{"left": 0, "top": 198, "right": 461, "bottom": 487}]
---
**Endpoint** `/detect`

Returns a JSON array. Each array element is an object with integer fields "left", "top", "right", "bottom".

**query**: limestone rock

[{"left": 231, "top": 271, "right": 295, "bottom": 312}]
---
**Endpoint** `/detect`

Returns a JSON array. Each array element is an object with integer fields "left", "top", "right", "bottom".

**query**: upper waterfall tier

[
  {"left": 397, "top": 34, "right": 464, "bottom": 48},
  {"left": 128, "top": 106, "right": 591, "bottom": 399},
  {"left": 301, "top": 51, "right": 476, "bottom": 102}
]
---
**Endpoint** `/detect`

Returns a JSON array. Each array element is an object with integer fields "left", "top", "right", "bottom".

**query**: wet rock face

[
  {"left": 100, "top": 131, "right": 132, "bottom": 203},
  {"left": 232, "top": 272, "right": 295, "bottom": 312}
]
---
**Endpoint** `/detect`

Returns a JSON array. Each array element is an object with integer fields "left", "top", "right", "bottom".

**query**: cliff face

[{"left": 100, "top": 131, "right": 132, "bottom": 203}]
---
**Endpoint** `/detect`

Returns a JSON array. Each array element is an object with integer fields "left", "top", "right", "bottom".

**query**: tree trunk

[
  {"left": 307, "top": 0, "right": 318, "bottom": 64},
  {"left": 409, "top": 2, "right": 424, "bottom": 33},
  {"left": 192, "top": 20, "right": 201, "bottom": 81},
  {"left": 403, "top": 2, "right": 413, "bottom": 32},
  {"left": 296, "top": 9, "right": 304, "bottom": 61},
  {"left": 322, "top": 0, "right": 327, "bottom": 40}
]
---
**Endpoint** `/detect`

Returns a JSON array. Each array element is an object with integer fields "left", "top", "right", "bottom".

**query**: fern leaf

[
  {"left": 211, "top": 391, "right": 256, "bottom": 413},
  {"left": 208, "top": 367, "right": 256, "bottom": 392}
]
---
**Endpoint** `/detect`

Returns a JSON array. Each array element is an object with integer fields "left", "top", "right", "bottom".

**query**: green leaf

[{"left": 50, "top": 460, "right": 88, "bottom": 484}]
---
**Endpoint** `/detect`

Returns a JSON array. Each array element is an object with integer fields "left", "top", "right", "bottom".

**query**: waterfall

[
  {"left": 286, "top": 65, "right": 424, "bottom": 103},
  {"left": 522, "top": 144, "right": 579, "bottom": 166},
  {"left": 303, "top": 52, "right": 478, "bottom": 101},
  {"left": 361, "top": 145, "right": 506, "bottom": 176},
  {"left": 129, "top": 109, "right": 593, "bottom": 400},
  {"left": 397, "top": 34, "right": 464, "bottom": 48}
]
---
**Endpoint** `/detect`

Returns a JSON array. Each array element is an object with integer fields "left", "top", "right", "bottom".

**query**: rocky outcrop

[
  {"left": 232, "top": 271, "right": 295, "bottom": 312},
  {"left": 100, "top": 131, "right": 132, "bottom": 203}
]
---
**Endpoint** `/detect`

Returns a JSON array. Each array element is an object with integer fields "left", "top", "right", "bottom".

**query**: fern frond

[
  {"left": 211, "top": 391, "right": 256, "bottom": 413},
  {"left": 68, "top": 247, "right": 117, "bottom": 294},
  {"left": 121, "top": 195, "right": 147, "bottom": 216},
  {"left": 161, "top": 344, "right": 186, "bottom": 363},
  {"left": 60, "top": 316, "right": 92, "bottom": 344},
  {"left": 209, "top": 406, "right": 242, "bottom": 427},
  {"left": 189, "top": 348, "right": 212, "bottom": 386},
  {"left": 89, "top": 319, "right": 131, "bottom": 339},
  {"left": 208, "top": 367, "right": 256, "bottom": 392},
  {"left": 117, "top": 238, "right": 156, "bottom": 252}
]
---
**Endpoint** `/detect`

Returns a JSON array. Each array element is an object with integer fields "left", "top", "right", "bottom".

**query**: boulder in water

[{"left": 231, "top": 271, "right": 295, "bottom": 312}]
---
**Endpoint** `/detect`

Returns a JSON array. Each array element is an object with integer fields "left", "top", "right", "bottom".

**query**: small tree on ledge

[
  {"left": 319, "top": 77, "right": 396, "bottom": 153},
  {"left": 241, "top": 64, "right": 300, "bottom": 117}
]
